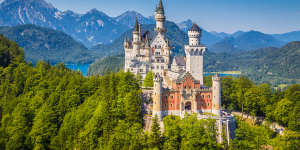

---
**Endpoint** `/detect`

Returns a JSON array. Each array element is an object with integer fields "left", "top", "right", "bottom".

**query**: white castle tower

[
  {"left": 185, "top": 24, "right": 206, "bottom": 85},
  {"left": 212, "top": 73, "right": 222, "bottom": 116},
  {"left": 155, "top": 0, "right": 166, "bottom": 33},
  {"left": 150, "top": 0, "right": 171, "bottom": 77},
  {"left": 153, "top": 73, "right": 162, "bottom": 119}
]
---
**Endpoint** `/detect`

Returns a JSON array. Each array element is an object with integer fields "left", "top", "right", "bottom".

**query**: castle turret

[
  {"left": 185, "top": 24, "right": 206, "bottom": 84},
  {"left": 155, "top": 0, "right": 166, "bottom": 33},
  {"left": 212, "top": 73, "right": 221, "bottom": 116},
  {"left": 188, "top": 24, "right": 202, "bottom": 46},
  {"left": 153, "top": 73, "right": 163, "bottom": 119},
  {"left": 133, "top": 18, "right": 140, "bottom": 55}
]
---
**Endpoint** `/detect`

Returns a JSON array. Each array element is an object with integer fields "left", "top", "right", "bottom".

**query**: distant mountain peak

[
  {"left": 177, "top": 19, "right": 193, "bottom": 32},
  {"left": 114, "top": 11, "right": 155, "bottom": 28},
  {"left": 1, "top": 0, "right": 55, "bottom": 9},
  {"left": 86, "top": 8, "right": 106, "bottom": 16},
  {"left": 123, "top": 10, "right": 140, "bottom": 15}
]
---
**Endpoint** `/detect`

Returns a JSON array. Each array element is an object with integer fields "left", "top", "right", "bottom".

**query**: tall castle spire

[
  {"left": 133, "top": 17, "right": 140, "bottom": 43},
  {"left": 134, "top": 17, "right": 139, "bottom": 32},
  {"left": 156, "top": 0, "right": 164, "bottom": 14},
  {"left": 155, "top": 0, "right": 166, "bottom": 33}
]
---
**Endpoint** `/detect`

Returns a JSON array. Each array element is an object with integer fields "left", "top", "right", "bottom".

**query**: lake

[
  {"left": 65, "top": 64, "right": 91, "bottom": 76},
  {"left": 204, "top": 73, "right": 240, "bottom": 77}
]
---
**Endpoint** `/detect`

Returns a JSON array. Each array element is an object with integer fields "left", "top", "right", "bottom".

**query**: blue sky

[{"left": 46, "top": 0, "right": 300, "bottom": 34}]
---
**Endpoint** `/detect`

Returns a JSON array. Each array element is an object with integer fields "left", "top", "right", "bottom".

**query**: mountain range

[
  {"left": 209, "top": 31, "right": 285, "bottom": 53},
  {"left": 2, "top": 0, "right": 300, "bottom": 50},
  {"left": 0, "top": 0, "right": 129, "bottom": 47}
]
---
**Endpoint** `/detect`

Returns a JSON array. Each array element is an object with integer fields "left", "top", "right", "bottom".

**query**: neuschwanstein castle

[{"left": 124, "top": 0, "right": 235, "bottom": 143}]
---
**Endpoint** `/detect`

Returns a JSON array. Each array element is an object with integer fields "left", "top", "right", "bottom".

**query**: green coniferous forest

[{"left": 0, "top": 34, "right": 299, "bottom": 149}]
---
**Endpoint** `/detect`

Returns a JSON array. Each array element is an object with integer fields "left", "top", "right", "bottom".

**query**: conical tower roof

[
  {"left": 156, "top": 0, "right": 164, "bottom": 14},
  {"left": 134, "top": 18, "right": 139, "bottom": 32},
  {"left": 189, "top": 24, "right": 201, "bottom": 32}
]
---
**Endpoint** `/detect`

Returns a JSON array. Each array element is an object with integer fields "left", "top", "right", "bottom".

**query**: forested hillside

[
  {"left": 1, "top": 35, "right": 299, "bottom": 150},
  {"left": 0, "top": 33, "right": 222, "bottom": 149},
  {"left": 87, "top": 55, "right": 124, "bottom": 76},
  {"left": 203, "top": 76, "right": 300, "bottom": 132},
  {"left": 0, "top": 25, "right": 98, "bottom": 64}
]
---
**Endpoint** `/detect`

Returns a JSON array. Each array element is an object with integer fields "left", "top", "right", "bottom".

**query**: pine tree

[{"left": 149, "top": 115, "right": 162, "bottom": 149}]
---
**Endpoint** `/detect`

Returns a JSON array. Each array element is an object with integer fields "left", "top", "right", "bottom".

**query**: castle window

[
  {"left": 171, "top": 104, "right": 173, "bottom": 107},
  {"left": 165, "top": 104, "right": 167, "bottom": 108},
  {"left": 207, "top": 95, "right": 210, "bottom": 98},
  {"left": 208, "top": 103, "right": 210, "bottom": 106},
  {"left": 161, "top": 66, "right": 164, "bottom": 69},
  {"left": 171, "top": 96, "right": 173, "bottom": 99},
  {"left": 202, "top": 95, "right": 204, "bottom": 98},
  {"left": 140, "top": 69, "right": 143, "bottom": 72}
]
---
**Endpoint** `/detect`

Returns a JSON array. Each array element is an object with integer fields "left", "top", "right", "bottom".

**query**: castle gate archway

[{"left": 185, "top": 101, "right": 192, "bottom": 111}]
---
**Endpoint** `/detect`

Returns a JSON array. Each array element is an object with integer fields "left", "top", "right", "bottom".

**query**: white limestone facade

[
  {"left": 124, "top": 0, "right": 171, "bottom": 80},
  {"left": 185, "top": 24, "right": 206, "bottom": 85}
]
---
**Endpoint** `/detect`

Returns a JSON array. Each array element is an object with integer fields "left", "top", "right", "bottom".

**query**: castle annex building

[{"left": 124, "top": 1, "right": 235, "bottom": 142}]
